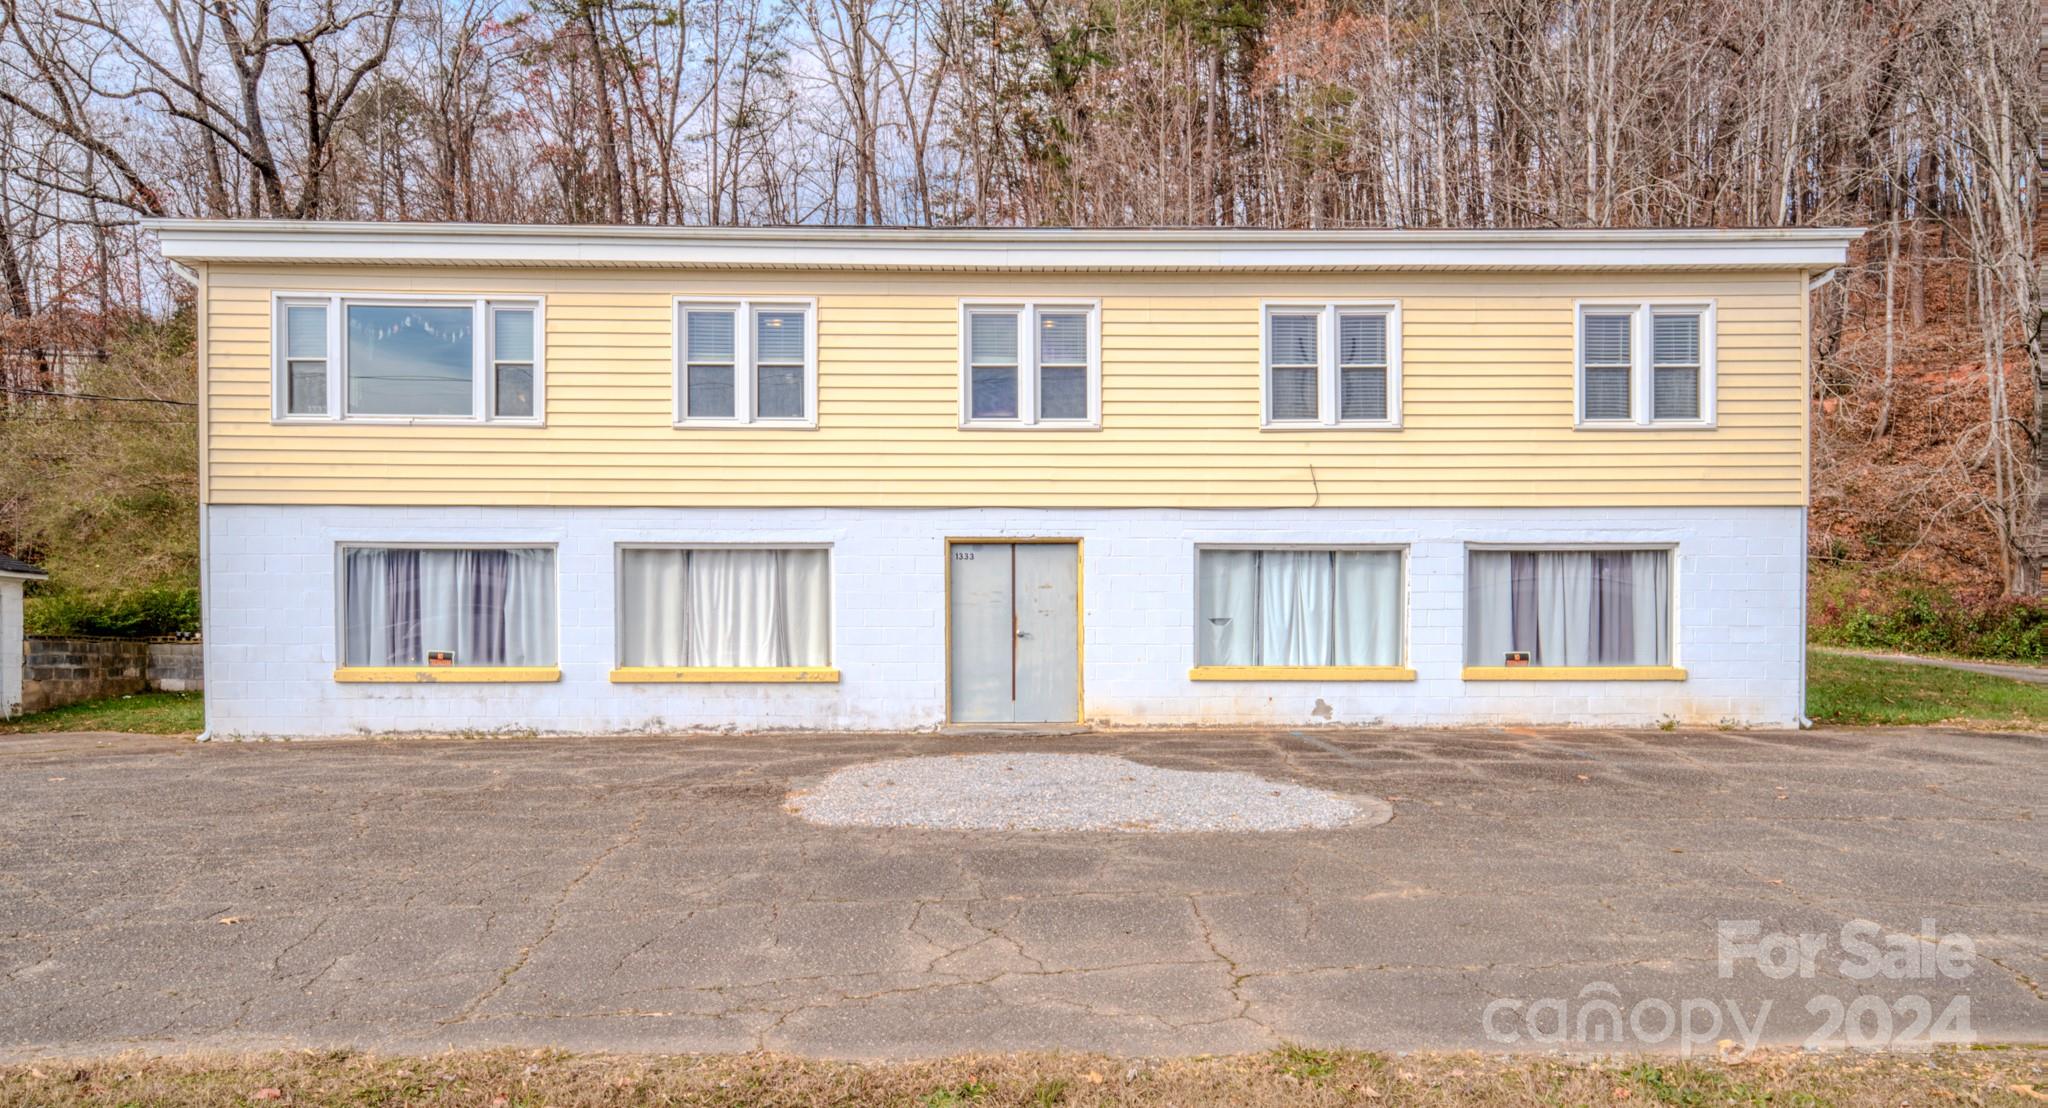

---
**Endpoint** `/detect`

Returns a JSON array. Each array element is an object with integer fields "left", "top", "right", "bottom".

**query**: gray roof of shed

[{"left": 0, "top": 552, "right": 47, "bottom": 578}]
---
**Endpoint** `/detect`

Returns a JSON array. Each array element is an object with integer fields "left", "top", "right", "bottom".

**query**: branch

[{"left": 0, "top": 164, "right": 160, "bottom": 215}]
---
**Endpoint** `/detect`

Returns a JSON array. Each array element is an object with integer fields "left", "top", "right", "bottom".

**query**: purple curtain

[
  {"left": 460, "top": 549, "right": 510, "bottom": 665},
  {"left": 384, "top": 549, "right": 421, "bottom": 663}
]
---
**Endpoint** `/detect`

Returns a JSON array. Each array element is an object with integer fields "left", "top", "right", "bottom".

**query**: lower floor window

[
  {"left": 1465, "top": 548, "right": 1671, "bottom": 666},
  {"left": 619, "top": 547, "right": 829, "bottom": 667},
  {"left": 1197, "top": 548, "right": 1402, "bottom": 666},
  {"left": 342, "top": 547, "right": 557, "bottom": 666}
]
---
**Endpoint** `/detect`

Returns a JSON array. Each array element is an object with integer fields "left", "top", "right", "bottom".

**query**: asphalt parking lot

[{"left": 1, "top": 726, "right": 2041, "bottom": 1058}]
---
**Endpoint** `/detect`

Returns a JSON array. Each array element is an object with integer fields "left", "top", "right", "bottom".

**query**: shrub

[
  {"left": 23, "top": 583, "right": 200, "bottom": 638},
  {"left": 1809, "top": 571, "right": 2048, "bottom": 661}
]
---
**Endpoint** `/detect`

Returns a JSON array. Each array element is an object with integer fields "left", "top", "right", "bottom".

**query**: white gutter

[{"left": 144, "top": 220, "right": 1865, "bottom": 271}]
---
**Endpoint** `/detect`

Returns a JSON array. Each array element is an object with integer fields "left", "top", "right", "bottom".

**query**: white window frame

[
  {"left": 1461, "top": 541, "right": 1681, "bottom": 668},
  {"left": 1191, "top": 543, "right": 1411, "bottom": 669},
  {"left": 332, "top": 540, "right": 561, "bottom": 668},
  {"left": 1259, "top": 301, "right": 1403, "bottom": 429},
  {"left": 672, "top": 297, "right": 819, "bottom": 428},
  {"left": 1573, "top": 300, "right": 1717, "bottom": 429},
  {"left": 957, "top": 299, "right": 1103, "bottom": 430},
  {"left": 612, "top": 542, "right": 835, "bottom": 667},
  {"left": 270, "top": 292, "right": 545, "bottom": 426}
]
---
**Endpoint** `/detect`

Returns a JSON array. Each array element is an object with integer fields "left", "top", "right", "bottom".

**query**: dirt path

[{"left": 1812, "top": 646, "right": 2048, "bottom": 685}]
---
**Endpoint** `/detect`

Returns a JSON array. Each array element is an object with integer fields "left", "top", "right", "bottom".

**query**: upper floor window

[
  {"left": 274, "top": 295, "right": 541, "bottom": 424},
  {"left": 1576, "top": 302, "right": 1714, "bottom": 427},
  {"left": 1261, "top": 302, "right": 1401, "bottom": 428},
  {"left": 675, "top": 299, "right": 816, "bottom": 427},
  {"left": 960, "top": 300, "right": 1100, "bottom": 428}
]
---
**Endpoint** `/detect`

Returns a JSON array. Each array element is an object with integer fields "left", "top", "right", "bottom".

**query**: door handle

[{"left": 1015, "top": 630, "right": 1032, "bottom": 639}]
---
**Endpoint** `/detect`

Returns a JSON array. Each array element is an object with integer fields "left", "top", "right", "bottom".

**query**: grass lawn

[
  {"left": 1807, "top": 649, "right": 2048, "bottom": 728},
  {"left": 0, "top": 690, "right": 203, "bottom": 735},
  {"left": 0, "top": 1046, "right": 2041, "bottom": 1107}
]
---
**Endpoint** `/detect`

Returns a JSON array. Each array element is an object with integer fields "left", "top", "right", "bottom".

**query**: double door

[{"left": 947, "top": 541, "right": 1080, "bottom": 723}]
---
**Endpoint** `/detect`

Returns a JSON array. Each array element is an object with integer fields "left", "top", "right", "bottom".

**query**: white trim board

[{"left": 149, "top": 220, "right": 1863, "bottom": 271}]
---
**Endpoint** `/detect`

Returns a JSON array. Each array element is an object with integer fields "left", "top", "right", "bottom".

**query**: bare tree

[{"left": 0, "top": 0, "right": 2039, "bottom": 598}]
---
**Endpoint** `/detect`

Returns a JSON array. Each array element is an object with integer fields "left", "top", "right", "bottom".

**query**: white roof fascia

[{"left": 146, "top": 220, "right": 1862, "bottom": 270}]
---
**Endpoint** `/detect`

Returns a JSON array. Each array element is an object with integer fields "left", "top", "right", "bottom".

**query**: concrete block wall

[
  {"left": 203, "top": 504, "right": 1806, "bottom": 737},
  {"left": 22, "top": 638, "right": 148, "bottom": 713},
  {"left": 148, "top": 642, "right": 205, "bottom": 692},
  {"left": 18, "top": 638, "right": 205, "bottom": 714}
]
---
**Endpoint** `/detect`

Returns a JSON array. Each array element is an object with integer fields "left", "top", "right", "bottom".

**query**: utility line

[{"left": 0, "top": 385, "right": 196, "bottom": 406}]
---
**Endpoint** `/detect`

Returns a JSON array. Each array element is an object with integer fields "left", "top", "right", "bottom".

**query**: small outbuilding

[{"left": 1, "top": 553, "right": 49, "bottom": 719}]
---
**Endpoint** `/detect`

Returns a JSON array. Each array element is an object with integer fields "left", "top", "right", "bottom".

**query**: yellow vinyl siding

[{"left": 200, "top": 267, "right": 1808, "bottom": 507}]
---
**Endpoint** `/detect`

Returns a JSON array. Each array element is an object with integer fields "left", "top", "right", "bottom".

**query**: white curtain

[
  {"left": 1260, "top": 550, "right": 1334, "bottom": 665},
  {"left": 1465, "top": 549, "right": 1514, "bottom": 666},
  {"left": 343, "top": 547, "right": 555, "bottom": 666},
  {"left": 343, "top": 548, "right": 396, "bottom": 666},
  {"left": 1197, "top": 551, "right": 1257, "bottom": 665},
  {"left": 1466, "top": 549, "right": 1669, "bottom": 666},
  {"left": 1197, "top": 549, "right": 1401, "bottom": 666},
  {"left": 619, "top": 548, "right": 828, "bottom": 667},
  {"left": 1534, "top": 551, "right": 1595, "bottom": 665},
  {"left": 619, "top": 549, "right": 688, "bottom": 668},
  {"left": 1333, "top": 551, "right": 1401, "bottom": 665},
  {"left": 503, "top": 550, "right": 554, "bottom": 666}
]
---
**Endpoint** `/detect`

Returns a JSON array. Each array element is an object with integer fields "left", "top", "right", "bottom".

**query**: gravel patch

[{"left": 787, "top": 753, "right": 1392, "bottom": 832}]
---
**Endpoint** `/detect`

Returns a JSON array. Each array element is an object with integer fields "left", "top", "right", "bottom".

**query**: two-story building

[{"left": 150, "top": 222, "right": 1856, "bottom": 737}]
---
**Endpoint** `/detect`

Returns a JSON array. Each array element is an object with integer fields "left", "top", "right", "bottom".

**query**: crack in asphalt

[
  {"left": 440, "top": 804, "right": 650, "bottom": 1026},
  {"left": 1, "top": 726, "right": 2040, "bottom": 1060}
]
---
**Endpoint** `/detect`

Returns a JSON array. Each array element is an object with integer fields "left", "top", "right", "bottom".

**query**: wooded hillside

[{"left": 0, "top": 0, "right": 2037, "bottom": 619}]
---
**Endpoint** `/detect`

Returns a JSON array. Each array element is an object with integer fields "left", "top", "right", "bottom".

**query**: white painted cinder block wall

[
  {"left": 202, "top": 504, "right": 1805, "bottom": 736},
  {"left": 1, "top": 578, "right": 23, "bottom": 718}
]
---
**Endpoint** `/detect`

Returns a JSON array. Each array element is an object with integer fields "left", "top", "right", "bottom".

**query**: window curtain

[
  {"left": 619, "top": 549, "right": 687, "bottom": 668},
  {"left": 1259, "top": 550, "right": 1335, "bottom": 665},
  {"left": 1332, "top": 550, "right": 1401, "bottom": 665},
  {"left": 1465, "top": 549, "right": 1669, "bottom": 666},
  {"left": 343, "top": 547, "right": 555, "bottom": 666},
  {"left": 618, "top": 549, "right": 829, "bottom": 667},
  {"left": 1197, "top": 550, "right": 1400, "bottom": 666},
  {"left": 1197, "top": 551, "right": 1258, "bottom": 665}
]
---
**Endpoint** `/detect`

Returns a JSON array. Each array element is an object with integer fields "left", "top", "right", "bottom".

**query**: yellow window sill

[
  {"left": 1461, "top": 666, "right": 1688, "bottom": 682},
  {"left": 334, "top": 666, "right": 562, "bottom": 684},
  {"left": 609, "top": 667, "right": 841, "bottom": 684},
  {"left": 1188, "top": 665, "right": 1417, "bottom": 682}
]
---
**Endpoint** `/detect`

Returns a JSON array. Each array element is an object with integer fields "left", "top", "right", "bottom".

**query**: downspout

[{"left": 1796, "top": 268, "right": 1827, "bottom": 728}]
